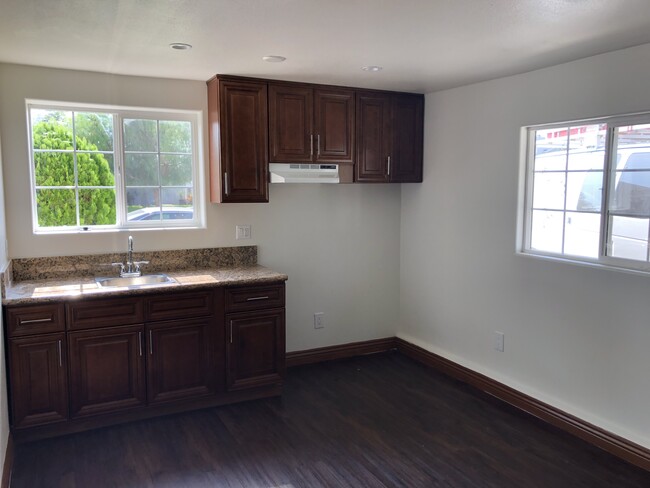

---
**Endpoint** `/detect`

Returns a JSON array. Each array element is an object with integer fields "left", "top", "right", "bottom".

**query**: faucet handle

[
  {"left": 133, "top": 260, "right": 149, "bottom": 272},
  {"left": 111, "top": 262, "right": 126, "bottom": 274}
]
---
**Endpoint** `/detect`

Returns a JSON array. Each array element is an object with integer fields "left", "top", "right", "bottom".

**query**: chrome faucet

[{"left": 112, "top": 235, "right": 149, "bottom": 277}]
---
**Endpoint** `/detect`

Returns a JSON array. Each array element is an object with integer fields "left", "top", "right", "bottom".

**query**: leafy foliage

[{"left": 33, "top": 120, "right": 116, "bottom": 227}]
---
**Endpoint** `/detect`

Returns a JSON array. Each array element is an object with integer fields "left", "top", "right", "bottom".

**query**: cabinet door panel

[
  {"left": 213, "top": 79, "right": 269, "bottom": 202},
  {"left": 227, "top": 309, "right": 285, "bottom": 391},
  {"left": 269, "top": 84, "right": 313, "bottom": 162},
  {"left": 68, "top": 325, "right": 146, "bottom": 418},
  {"left": 315, "top": 89, "right": 355, "bottom": 163},
  {"left": 147, "top": 318, "right": 216, "bottom": 404},
  {"left": 356, "top": 92, "right": 391, "bottom": 182},
  {"left": 9, "top": 333, "right": 68, "bottom": 428},
  {"left": 391, "top": 94, "right": 424, "bottom": 182}
]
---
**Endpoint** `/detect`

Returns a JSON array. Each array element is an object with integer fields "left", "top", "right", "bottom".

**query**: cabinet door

[
  {"left": 209, "top": 78, "right": 269, "bottom": 203},
  {"left": 9, "top": 333, "right": 68, "bottom": 428},
  {"left": 68, "top": 325, "right": 146, "bottom": 418},
  {"left": 355, "top": 92, "right": 392, "bottom": 182},
  {"left": 226, "top": 309, "right": 285, "bottom": 391},
  {"left": 314, "top": 88, "right": 355, "bottom": 163},
  {"left": 391, "top": 94, "right": 424, "bottom": 182},
  {"left": 146, "top": 318, "right": 216, "bottom": 404},
  {"left": 269, "top": 84, "right": 314, "bottom": 163}
]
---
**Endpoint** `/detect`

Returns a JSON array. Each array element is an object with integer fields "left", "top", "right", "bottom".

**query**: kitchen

[{"left": 1, "top": 1, "right": 650, "bottom": 486}]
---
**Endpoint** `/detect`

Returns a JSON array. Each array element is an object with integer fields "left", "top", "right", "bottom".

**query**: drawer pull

[
  {"left": 246, "top": 296, "right": 269, "bottom": 301},
  {"left": 19, "top": 317, "right": 52, "bottom": 325}
]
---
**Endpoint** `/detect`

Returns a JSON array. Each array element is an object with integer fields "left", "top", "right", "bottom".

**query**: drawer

[
  {"left": 145, "top": 290, "right": 214, "bottom": 321},
  {"left": 225, "top": 283, "right": 285, "bottom": 313},
  {"left": 67, "top": 296, "right": 144, "bottom": 330},
  {"left": 6, "top": 303, "right": 65, "bottom": 337}
]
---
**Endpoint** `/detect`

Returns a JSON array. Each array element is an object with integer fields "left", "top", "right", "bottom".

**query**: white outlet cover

[
  {"left": 314, "top": 312, "right": 324, "bottom": 329},
  {"left": 494, "top": 331, "right": 505, "bottom": 352},
  {"left": 236, "top": 225, "right": 251, "bottom": 240}
]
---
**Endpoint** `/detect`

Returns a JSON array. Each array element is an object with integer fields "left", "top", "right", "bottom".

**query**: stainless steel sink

[{"left": 95, "top": 274, "right": 176, "bottom": 288}]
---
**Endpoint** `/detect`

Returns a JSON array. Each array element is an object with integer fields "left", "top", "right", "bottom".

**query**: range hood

[{"left": 269, "top": 163, "right": 340, "bottom": 183}]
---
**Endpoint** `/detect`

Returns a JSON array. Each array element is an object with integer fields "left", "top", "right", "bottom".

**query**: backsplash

[{"left": 10, "top": 246, "right": 257, "bottom": 282}]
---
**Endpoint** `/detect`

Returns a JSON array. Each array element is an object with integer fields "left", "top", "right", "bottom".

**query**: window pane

[
  {"left": 78, "top": 153, "right": 115, "bottom": 187},
  {"left": 534, "top": 152, "right": 566, "bottom": 171},
  {"left": 159, "top": 121, "right": 191, "bottom": 153},
  {"left": 74, "top": 112, "right": 113, "bottom": 151},
  {"left": 567, "top": 171, "right": 602, "bottom": 212},
  {"left": 31, "top": 110, "right": 73, "bottom": 149},
  {"left": 34, "top": 152, "right": 74, "bottom": 186},
  {"left": 616, "top": 124, "right": 650, "bottom": 149},
  {"left": 531, "top": 210, "right": 564, "bottom": 253},
  {"left": 568, "top": 124, "right": 606, "bottom": 153},
  {"left": 125, "top": 154, "right": 159, "bottom": 186},
  {"left": 36, "top": 189, "right": 76, "bottom": 227},
  {"left": 609, "top": 216, "right": 649, "bottom": 261},
  {"left": 564, "top": 212, "right": 600, "bottom": 258},
  {"left": 124, "top": 119, "right": 158, "bottom": 152},
  {"left": 534, "top": 127, "right": 568, "bottom": 159},
  {"left": 567, "top": 148, "right": 605, "bottom": 171},
  {"left": 533, "top": 173, "right": 565, "bottom": 210},
  {"left": 611, "top": 170, "right": 650, "bottom": 216},
  {"left": 160, "top": 154, "right": 192, "bottom": 186},
  {"left": 126, "top": 187, "right": 160, "bottom": 216},
  {"left": 79, "top": 189, "right": 116, "bottom": 225}
]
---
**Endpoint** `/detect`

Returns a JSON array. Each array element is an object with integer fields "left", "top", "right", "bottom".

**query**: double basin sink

[{"left": 95, "top": 274, "right": 176, "bottom": 289}]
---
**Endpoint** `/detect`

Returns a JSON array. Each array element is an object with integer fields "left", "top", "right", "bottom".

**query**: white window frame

[
  {"left": 26, "top": 100, "right": 205, "bottom": 234},
  {"left": 518, "top": 110, "right": 650, "bottom": 275}
]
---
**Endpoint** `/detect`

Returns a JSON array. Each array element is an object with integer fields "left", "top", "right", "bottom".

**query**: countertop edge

[{"left": 2, "top": 266, "right": 288, "bottom": 306}]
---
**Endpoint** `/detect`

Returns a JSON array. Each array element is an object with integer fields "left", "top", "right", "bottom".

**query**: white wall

[
  {"left": 0, "top": 63, "right": 401, "bottom": 352},
  {"left": 0, "top": 135, "right": 10, "bottom": 480},
  {"left": 400, "top": 43, "right": 650, "bottom": 449}
]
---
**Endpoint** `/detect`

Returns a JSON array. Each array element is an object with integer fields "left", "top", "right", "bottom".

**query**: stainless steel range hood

[{"left": 269, "top": 163, "right": 340, "bottom": 183}]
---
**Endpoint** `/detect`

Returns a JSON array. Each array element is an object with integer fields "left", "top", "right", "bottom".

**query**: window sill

[
  {"left": 516, "top": 250, "right": 650, "bottom": 278},
  {"left": 33, "top": 225, "right": 207, "bottom": 235}
]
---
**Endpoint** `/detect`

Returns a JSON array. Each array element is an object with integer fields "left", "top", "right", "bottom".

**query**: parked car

[{"left": 127, "top": 206, "right": 193, "bottom": 221}]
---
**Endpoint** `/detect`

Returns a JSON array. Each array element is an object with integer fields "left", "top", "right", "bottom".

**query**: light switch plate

[{"left": 236, "top": 225, "right": 251, "bottom": 240}]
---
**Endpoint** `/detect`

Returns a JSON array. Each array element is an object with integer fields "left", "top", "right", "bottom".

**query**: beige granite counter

[{"left": 3, "top": 265, "right": 288, "bottom": 305}]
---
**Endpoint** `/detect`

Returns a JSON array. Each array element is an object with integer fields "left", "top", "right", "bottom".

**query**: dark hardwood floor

[{"left": 11, "top": 352, "right": 650, "bottom": 487}]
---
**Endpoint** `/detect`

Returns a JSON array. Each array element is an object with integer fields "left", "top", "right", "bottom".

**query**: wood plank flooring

[{"left": 11, "top": 352, "right": 650, "bottom": 487}]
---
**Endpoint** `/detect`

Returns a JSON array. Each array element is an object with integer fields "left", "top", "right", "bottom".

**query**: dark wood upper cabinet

[
  {"left": 356, "top": 92, "right": 392, "bottom": 183},
  {"left": 9, "top": 333, "right": 68, "bottom": 428},
  {"left": 68, "top": 325, "right": 146, "bottom": 418},
  {"left": 208, "top": 76, "right": 269, "bottom": 203},
  {"left": 146, "top": 318, "right": 216, "bottom": 405},
  {"left": 391, "top": 94, "right": 424, "bottom": 183},
  {"left": 356, "top": 91, "right": 424, "bottom": 183},
  {"left": 314, "top": 88, "right": 355, "bottom": 163},
  {"left": 269, "top": 83, "right": 354, "bottom": 164},
  {"left": 269, "top": 84, "right": 313, "bottom": 162}
]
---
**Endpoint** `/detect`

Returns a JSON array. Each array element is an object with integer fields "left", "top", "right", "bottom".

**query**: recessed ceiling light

[
  {"left": 362, "top": 65, "right": 383, "bottom": 72},
  {"left": 169, "top": 43, "right": 192, "bottom": 51},
  {"left": 262, "top": 55, "right": 286, "bottom": 63}
]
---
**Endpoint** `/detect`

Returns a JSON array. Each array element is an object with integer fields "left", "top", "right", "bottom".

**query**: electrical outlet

[
  {"left": 235, "top": 225, "right": 251, "bottom": 240},
  {"left": 314, "top": 312, "right": 325, "bottom": 329},
  {"left": 494, "top": 331, "right": 505, "bottom": 352}
]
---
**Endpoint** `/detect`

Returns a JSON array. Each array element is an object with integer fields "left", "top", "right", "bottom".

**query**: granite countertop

[{"left": 3, "top": 265, "right": 288, "bottom": 305}]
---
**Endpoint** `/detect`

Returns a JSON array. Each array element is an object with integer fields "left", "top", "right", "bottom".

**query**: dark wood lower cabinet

[
  {"left": 146, "top": 318, "right": 216, "bottom": 404},
  {"left": 226, "top": 308, "right": 286, "bottom": 391},
  {"left": 68, "top": 325, "right": 146, "bottom": 418},
  {"left": 9, "top": 333, "right": 68, "bottom": 428},
  {"left": 5, "top": 282, "right": 285, "bottom": 439}
]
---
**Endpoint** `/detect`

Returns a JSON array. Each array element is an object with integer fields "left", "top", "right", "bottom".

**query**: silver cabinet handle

[
  {"left": 387, "top": 156, "right": 391, "bottom": 177},
  {"left": 149, "top": 330, "right": 153, "bottom": 355},
  {"left": 224, "top": 172, "right": 229, "bottom": 196},
  {"left": 246, "top": 296, "right": 269, "bottom": 301},
  {"left": 139, "top": 331, "right": 143, "bottom": 357},
  {"left": 57, "top": 340, "right": 62, "bottom": 367},
  {"left": 230, "top": 321, "right": 233, "bottom": 343},
  {"left": 317, "top": 134, "right": 321, "bottom": 157},
  {"left": 20, "top": 317, "right": 52, "bottom": 325},
  {"left": 310, "top": 134, "right": 314, "bottom": 157}
]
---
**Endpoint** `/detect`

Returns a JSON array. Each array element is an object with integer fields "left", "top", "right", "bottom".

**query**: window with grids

[
  {"left": 522, "top": 114, "right": 650, "bottom": 272},
  {"left": 28, "top": 102, "right": 202, "bottom": 232}
]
